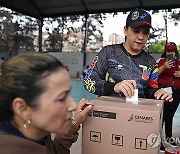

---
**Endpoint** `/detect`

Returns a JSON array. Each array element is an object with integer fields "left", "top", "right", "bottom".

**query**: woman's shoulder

[
  {"left": 98, "top": 44, "right": 123, "bottom": 57},
  {"left": 101, "top": 44, "right": 122, "bottom": 51},
  {"left": 156, "top": 58, "right": 165, "bottom": 63},
  {"left": 0, "top": 134, "right": 47, "bottom": 153}
]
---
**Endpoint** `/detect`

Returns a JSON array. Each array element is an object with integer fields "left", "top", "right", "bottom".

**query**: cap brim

[{"left": 129, "top": 21, "right": 154, "bottom": 30}]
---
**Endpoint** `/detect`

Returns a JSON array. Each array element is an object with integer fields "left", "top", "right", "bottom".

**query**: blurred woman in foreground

[{"left": 0, "top": 53, "right": 93, "bottom": 154}]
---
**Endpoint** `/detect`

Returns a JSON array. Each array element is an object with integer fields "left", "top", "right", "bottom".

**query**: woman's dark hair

[{"left": 0, "top": 53, "right": 65, "bottom": 121}]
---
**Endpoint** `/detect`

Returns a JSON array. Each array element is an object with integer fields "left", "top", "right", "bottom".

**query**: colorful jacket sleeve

[
  {"left": 84, "top": 46, "right": 116, "bottom": 96},
  {"left": 144, "top": 63, "right": 159, "bottom": 98}
]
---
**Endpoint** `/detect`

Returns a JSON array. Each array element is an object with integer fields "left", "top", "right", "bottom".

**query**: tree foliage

[
  {"left": 148, "top": 40, "right": 180, "bottom": 53},
  {"left": 0, "top": 7, "right": 38, "bottom": 57},
  {"left": 148, "top": 40, "right": 166, "bottom": 53},
  {"left": 170, "top": 10, "right": 180, "bottom": 26},
  {"left": 44, "top": 14, "right": 106, "bottom": 52},
  {"left": 1, "top": 7, "right": 179, "bottom": 54},
  {"left": 0, "top": 8, "right": 14, "bottom": 53},
  {"left": 145, "top": 9, "right": 180, "bottom": 53},
  {"left": 146, "top": 27, "right": 165, "bottom": 50},
  {"left": 13, "top": 15, "right": 38, "bottom": 52}
]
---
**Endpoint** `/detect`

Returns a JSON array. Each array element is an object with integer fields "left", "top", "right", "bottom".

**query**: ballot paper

[
  {"left": 164, "top": 87, "right": 172, "bottom": 94},
  {"left": 126, "top": 89, "right": 138, "bottom": 104}
]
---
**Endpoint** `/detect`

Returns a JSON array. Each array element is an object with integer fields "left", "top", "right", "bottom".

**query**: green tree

[
  {"left": 0, "top": 7, "right": 38, "bottom": 57},
  {"left": 144, "top": 26, "right": 165, "bottom": 53},
  {"left": 170, "top": 9, "right": 180, "bottom": 26},
  {"left": 83, "top": 14, "right": 105, "bottom": 52},
  {"left": 0, "top": 8, "right": 14, "bottom": 55},
  {"left": 45, "top": 16, "right": 78, "bottom": 52},
  {"left": 45, "top": 13, "right": 106, "bottom": 52},
  {"left": 145, "top": 9, "right": 176, "bottom": 53},
  {"left": 148, "top": 40, "right": 166, "bottom": 53},
  {"left": 13, "top": 15, "right": 38, "bottom": 52},
  {"left": 146, "top": 9, "right": 180, "bottom": 53}
]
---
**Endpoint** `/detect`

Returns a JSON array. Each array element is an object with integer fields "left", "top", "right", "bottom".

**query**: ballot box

[{"left": 82, "top": 96, "right": 163, "bottom": 154}]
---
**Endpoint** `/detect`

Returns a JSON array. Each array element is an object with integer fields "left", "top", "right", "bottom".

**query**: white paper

[
  {"left": 164, "top": 87, "right": 172, "bottom": 94},
  {"left": 126, "top": 89, "right": 138, "bottom": 104}
]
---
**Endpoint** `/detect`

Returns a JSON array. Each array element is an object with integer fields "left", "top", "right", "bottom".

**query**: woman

[
  {"left": 84, "top": 8, "right": 173, "bottom": 102},
  {"left": 84, "top": 9, "right": 173, "bottom": 152},
  {"left": 0, "top": 53, "right": 93, "bottom": 154},
  {"left": 157, "top": 42, "right": 180, "bottom": 148}
]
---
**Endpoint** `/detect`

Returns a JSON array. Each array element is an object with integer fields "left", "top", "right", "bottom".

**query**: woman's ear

[
  {"left": 12, "top": 98, "right": 31, "bottom": 120},
  {"left": 124, "top": 26, "right": 127, "bottom": 37}
]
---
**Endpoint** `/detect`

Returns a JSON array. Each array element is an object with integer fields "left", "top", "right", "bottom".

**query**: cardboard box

[{"left": 82, "top": 96, "right": 163, "bottom": 154}]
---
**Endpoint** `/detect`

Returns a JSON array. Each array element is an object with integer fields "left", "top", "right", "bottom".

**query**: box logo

[
  {"left": 147, "top": 132, "right": 161, "bottom": 148},
  {"left": 128, "top": 114, "right": 153, "bottom": 123},
  {"left": 147, "top": 133, "right": 180, "bottom": 148}
]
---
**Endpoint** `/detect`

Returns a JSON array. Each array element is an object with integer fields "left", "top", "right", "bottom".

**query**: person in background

[
  {"left": 0, "top": 53, "right": 93, "bottom": 154},
  {"left": 84, "top": 8, "right": 173, "bottom": 152},
  {"left": 156, "top": 42, "right": 180, "bottom": 148}
]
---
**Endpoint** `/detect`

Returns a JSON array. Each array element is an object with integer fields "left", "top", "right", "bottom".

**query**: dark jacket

[
  {"left": 84, "top": 43, "right": 158, "bottom": 98},
  {"left": 0, "top": 124, "right": 79, "bottom": 154}
]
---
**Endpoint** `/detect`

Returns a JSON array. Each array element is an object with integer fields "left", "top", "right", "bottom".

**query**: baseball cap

[
  {"left": 126, "top": 8, "right": 153, "bottom": 29},
  {"left": 164, "top": 42, "right": 177, "bottom": 52}
]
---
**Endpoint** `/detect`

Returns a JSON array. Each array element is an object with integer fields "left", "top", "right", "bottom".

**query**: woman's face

[
  {"left": 29, "top": 68, "right": 77, "bottom": 135},
  {"left": 166, "top": 50, "right": 176, "bottom": 57},
  {"left": 124, "top": 26, "right": 150, "bottom": 55}
]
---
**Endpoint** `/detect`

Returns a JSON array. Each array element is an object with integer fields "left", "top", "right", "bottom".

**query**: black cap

[{"left": 126, "top": 8, "right": 153, "bottom": 29}]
